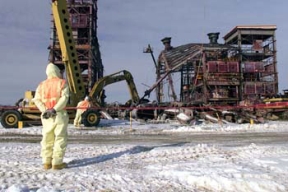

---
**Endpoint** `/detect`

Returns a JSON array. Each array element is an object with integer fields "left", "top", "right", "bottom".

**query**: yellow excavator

[{"left": 0, "top": 0, "right": 143, "bottom": 128}]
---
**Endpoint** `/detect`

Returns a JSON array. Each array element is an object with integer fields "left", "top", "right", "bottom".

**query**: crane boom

[
  {"left": 0, "top": 0, "right": 144, "bottom": 128},
  {"left": 51, "top": 0, "right": 86, "bottom": 105}
]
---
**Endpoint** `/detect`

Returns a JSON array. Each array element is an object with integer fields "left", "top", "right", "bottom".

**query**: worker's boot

[
  {"left": 43, "top": 163, "right": 52, "bottom": 170},
  {"left": 52, "top": 163, "right": 68, "bottom": 170}
]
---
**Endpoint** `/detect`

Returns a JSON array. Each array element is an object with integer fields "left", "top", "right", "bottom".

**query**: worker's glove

[{"left": 43, "top": 108, "right": 57, "bottom": 119}]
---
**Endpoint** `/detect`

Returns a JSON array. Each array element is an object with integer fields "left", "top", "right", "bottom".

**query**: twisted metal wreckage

[
  {"left": 135, "top": 25, "right": 286, "bottom": 125},
  {"left": 0, "top": 25, "right": 286, "bottom": 127},
  {"left": 0, "top": 0, "right": 284, "bottom": 127}
]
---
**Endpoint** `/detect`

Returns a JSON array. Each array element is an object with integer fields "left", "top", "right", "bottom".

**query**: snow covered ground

[{"left": 1, "top": 119, "right": 288, "bottom": 192}]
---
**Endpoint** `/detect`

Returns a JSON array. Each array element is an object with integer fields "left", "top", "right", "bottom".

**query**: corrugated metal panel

[
  {"left": 218, "top": 61, "right": 228, "bottom": 73},
  {"left": 207, "top": 61, "right": 217, "bottom": 72},
  {"left": 244, "top": 62, "right": 264, "bottom": 72},
  {"left": 227, "top": 62, "right": 239, "bottom": 73}
]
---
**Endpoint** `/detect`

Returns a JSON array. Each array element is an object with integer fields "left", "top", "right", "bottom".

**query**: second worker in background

[{"left": 74, "top": 96, "right": 91, "bottom": 127}]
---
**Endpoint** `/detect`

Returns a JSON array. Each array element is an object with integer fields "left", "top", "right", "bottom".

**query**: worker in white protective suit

[
  {"left": 33, "top": 63, "right": 69, "bottom": 170},
  {"left": 73, "top": 96, "right": 91, "bottom": 127}
]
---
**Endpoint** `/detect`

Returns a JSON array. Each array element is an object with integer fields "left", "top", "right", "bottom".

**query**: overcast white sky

[{"left": 0, "top": 0, "right": 287, "bottom": 105}]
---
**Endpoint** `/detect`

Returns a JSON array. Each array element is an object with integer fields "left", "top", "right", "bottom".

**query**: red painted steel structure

[
  {"left": 224, "top": 25, "right": 278, "bottom": 101},
  {"left": 155, "top": 25, "right": 278, "bottom": 106}
]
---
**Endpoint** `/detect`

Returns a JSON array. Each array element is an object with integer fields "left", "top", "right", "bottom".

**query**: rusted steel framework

[
  {"left": 224, "top": 25, "right": 278, "bottom": 102},
  {"left": 156, "top": 38, "right": 203, "bottom": 103},
  {"left": 156, "top": 25, "right": 278, "bottom": 106},
  {"left": 157, "top": 37, "right": 239, "bottom": 105},
  {"left": 49, "top": 0, "right": 103, "bottom": 94}
]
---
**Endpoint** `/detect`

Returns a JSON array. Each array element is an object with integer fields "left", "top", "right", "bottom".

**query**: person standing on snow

[
  {"left": 73, "top": 96, "right": 91, "bottom": 127},
  {"left": 33, "top": 63, "right": 69, "bottom": 170}
]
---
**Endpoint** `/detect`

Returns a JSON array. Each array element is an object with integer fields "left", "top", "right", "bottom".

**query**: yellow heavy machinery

[
  {"left": 0, "top": 0, "right": 143, "bottom": 128},
  {"left": 88, "top": 70, "right": 141, "bottom": 107}
]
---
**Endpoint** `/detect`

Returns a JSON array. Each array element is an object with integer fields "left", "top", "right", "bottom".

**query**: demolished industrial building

[{"left": 0, "top": 0, "right": 285, "bottom": 128}]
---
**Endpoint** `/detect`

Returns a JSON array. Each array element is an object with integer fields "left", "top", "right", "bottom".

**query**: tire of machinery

[
  {"left": 82, "top": 109, "right": 101, "bottom": 127},
  {"left": 1, "top": 110, "right": 22, "bottom": 128}
]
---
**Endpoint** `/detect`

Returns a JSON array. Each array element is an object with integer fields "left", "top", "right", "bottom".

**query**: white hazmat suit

[{"left": 33, "top": 63, "right": 69, "bottom": 170}]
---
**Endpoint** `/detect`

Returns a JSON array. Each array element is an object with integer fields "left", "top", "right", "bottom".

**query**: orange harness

[{"left": 39, "top": 77, "right": 66, "bottom": 109}]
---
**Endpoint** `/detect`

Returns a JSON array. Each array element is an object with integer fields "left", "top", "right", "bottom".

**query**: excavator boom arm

[{"left": 89, "top": 70, "right": 140, "bottom": 106}]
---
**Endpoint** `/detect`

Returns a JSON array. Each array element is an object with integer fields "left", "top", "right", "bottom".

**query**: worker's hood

[{"left": 46, "top": 63, "right": 61, "bottom": 78}]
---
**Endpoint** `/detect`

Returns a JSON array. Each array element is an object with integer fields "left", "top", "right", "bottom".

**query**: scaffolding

[{"left": 48, "top": 0, "right": 103, "bottom": 95}]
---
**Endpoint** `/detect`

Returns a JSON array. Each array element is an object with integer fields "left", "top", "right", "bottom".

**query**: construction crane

[{"left": 0, "top": 0, "right": 143, "bottom": 128}]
